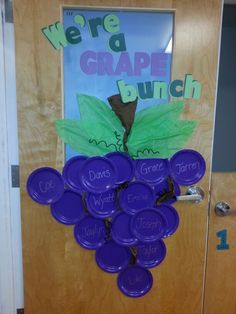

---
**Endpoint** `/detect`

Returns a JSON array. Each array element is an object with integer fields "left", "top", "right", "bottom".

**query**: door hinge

[
  {"left": 11, "top": 165, "right": 20, "bottom": 188},
  {"left": 4, "top": 0, "right": 13, "bottom": 23},
  {"left": 17, "top": 309, "right": 24, "bottom": 314}
]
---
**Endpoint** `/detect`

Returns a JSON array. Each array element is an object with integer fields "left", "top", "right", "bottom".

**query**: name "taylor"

[{"left": 81, "top": 225, "right": 104, "bottom": 239}]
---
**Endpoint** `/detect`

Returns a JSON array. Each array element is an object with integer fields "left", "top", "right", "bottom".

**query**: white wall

[{"left": 0, "top": 0, "right": 24, "bottom": 313}]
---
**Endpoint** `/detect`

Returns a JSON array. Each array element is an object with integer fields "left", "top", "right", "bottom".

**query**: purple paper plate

[
  {"left": 169, "top": 149, "right": 206, "bottom": 186},
  {"left": 79, "top": 156, "right": 118, "bottom": 193},
  {"left": 131, "top": 208, "right": 167, "bottom": 242},
  {"left": 119, "top": 181, "right": 155, "bottom": 215},
  {"left": 74, "top": 215, "right": 106, "bottom": 250},
  {"left": 135, "top": 158, "right": 169, "bottom": 185},
  {"left": 62, "top": 155, "right": 87, "bottom": 193},
  {"left": 27, "top": 167, "right": 64, "bottom": 205},
  {"left": 117, "top": 265, "right": 153, "bottom": 298},
  {"left": 105, "top": 152, "right": 135, "bottom": 184},
  {"left": 111, "top": 212, "right": 139, "bottom": 247},
  {"left": 156, "top": 204, "right": 179, "bottom": 238},
  {"left": 96, "top": 240, "right": 131, "bottom": 273},
  {"left": 136, "top": 239, "right": 166, "bottom": 269},
  {"left": 50, "top": 190, "right": 85, "bottom": 225},
  {"left": 86, "top": 189, "right": 117, "bottom": 219},
  {"left": 153, "top": 178, "right": 181, "bottom": 205}
]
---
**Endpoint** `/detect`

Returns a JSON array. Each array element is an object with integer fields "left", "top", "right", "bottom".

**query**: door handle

[
  {"left": 176, "top": 186, "right": 204, "bottom": 203},
  {"left": 215, "top": 201, "right": 230, "bottom": 216}
]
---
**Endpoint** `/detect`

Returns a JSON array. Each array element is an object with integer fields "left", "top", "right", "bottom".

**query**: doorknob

[
  {"left": 215, "top": 201, "right": 230, "bottom": 216},
  {"left": 176, "top": 186, "right": 204, "bottom": 203}
]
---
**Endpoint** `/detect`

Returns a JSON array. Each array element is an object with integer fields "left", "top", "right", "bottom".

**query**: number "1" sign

[{"left": 216, "top": 229, "right": 230, "bottom": 250}]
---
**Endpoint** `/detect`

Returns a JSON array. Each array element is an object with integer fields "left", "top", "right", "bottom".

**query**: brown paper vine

[{"left": 107, "top": 94, "right": 138, "bottom": 154}]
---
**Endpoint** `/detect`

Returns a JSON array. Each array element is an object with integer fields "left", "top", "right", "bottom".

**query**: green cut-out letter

[
  {"left": 41, "top": 21, "right": 67, "bottom": 49},
  {"left": 117, "top": 80, "right": 137, "bottom": 103},
  {"left": 74, "top": 15, "right": 86, "bottom": 27},
  {"left": 137, "top": 82, "right": 153, "bottom": 99},
  {"left": 169, "top": 79, "right": 183, "bottom": 97},
  {"left": 109, "top": 33, "right": 126, "bottom": 52},
  {"left": 66, "top": 26, "right": 81, "bottom": 44},
  {"left": 153, "top": 81, "right": 168, "bottom": 99},
  {"left": 183, "top": 74, "right": 201, "bottom": 99},
  {"left": 103, "top": 14, "right": 120, "bottom": 33},
  {"left": 88, "top": 17, "right": 103, "bottom": 38}
]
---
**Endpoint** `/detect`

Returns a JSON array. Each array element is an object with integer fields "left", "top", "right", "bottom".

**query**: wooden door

[
  {"left": 204, "top": 5, "right": 236, "bottom": 314},
  {"left": 13, "top": 1, "right": 222, "bottom": 314}
]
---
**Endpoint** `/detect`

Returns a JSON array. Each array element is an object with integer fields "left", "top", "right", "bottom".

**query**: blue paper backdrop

[{"left": 63, "top": 8, "right": 174, "bottom": 160}]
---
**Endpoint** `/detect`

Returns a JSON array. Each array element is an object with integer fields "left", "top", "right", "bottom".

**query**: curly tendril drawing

[{"left": 55, "top": 94, "right": 197, "bottom": 159}]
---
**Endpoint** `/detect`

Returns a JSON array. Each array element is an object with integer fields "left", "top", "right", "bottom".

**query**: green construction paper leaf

[
  {"left": 127, "top": 101, "right": 197, "bottom": 158},
  {"left": 56, "top": 96, "right": 196, "bottom": 159},
  {"left": 134, "top": 101, "right": 185, "bottom": 127},
  {"left": 128, "top": 120, "right": 197, "bottom": 159},
  {"left": 77, "top": 94, "right": 124, "bottom": 134},
  {"left": 55, "top": 119, "right": 123, "bottom": 156}
]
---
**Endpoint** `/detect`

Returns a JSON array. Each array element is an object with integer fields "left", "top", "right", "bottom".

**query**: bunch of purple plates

[{"left": 27, "top": 149, "right": 206, "bottom": 298}]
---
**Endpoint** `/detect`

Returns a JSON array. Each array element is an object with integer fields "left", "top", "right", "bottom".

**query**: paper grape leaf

[
  {"left": 77, "top": 94, "right": 124, "bottom": 134},
  {"left": 128, "top": 119, "right": 197, "bottom": 159},
  {"left": 127, "top": 101, "right": 197, "bottom": 158},
  {"left": 55, "top": 119, "right": 123, "bottom": 156},
  {"left": 134, "top": 100, "right": 185, "bottom": 126},
  {"left": 55, "top": 94, "right": 197, "bottom": 159}
]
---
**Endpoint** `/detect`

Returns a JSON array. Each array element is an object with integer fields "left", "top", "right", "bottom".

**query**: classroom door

[
  {"left": 204, "top": 6, "right": 236, "bottom": 314},
  {"left": 13, "top": 1, "right": 222, "bottom": 314}
]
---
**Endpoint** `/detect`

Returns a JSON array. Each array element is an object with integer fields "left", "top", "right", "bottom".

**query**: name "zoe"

[{"left": 38, "top": 180, "right": 55, "bottom": 193}]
